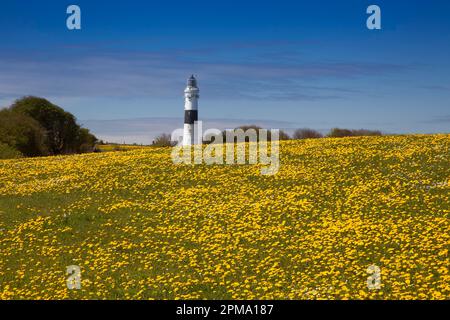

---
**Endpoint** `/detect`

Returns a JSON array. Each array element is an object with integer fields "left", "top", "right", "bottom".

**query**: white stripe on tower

[{"left": 183, "top": 75, "right": 199, "bottom": 146}]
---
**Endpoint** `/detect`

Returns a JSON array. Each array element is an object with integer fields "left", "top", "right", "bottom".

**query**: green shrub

[
  {"left": 0, "top": 109, "right": 49, "bottom": 157},
  {"left": 278, "top": 130, "right": 291, "bottom": 140},
  {"left": 75, "top": 128, "right": 97, "bottom": 153},
  {"left": 152, "top": 133, "right": 175, "bottom": 147},
  {"left": 328, "top": 128, "right": 354, "bottom": 138},
  {"left": 328, "top": 128, "right": 382, "bottom": 138},
  {"left": 10, "top": 96, "right": 97, "bottom": 155},
  {"left": 0, "top": 142, "right": 22, "bottom": 159}
]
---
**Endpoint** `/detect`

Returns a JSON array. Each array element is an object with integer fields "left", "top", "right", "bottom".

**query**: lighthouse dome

[{"left": 187, "top": 75, "right": 197, "bottom": 88}]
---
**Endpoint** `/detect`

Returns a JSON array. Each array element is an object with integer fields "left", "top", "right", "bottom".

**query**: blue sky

[{"left": 0, "top": 0, "right": 449, "bottom": 142}]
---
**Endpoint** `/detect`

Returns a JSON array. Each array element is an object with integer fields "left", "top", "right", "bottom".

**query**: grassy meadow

[{"left": 0, "top": 134, "right": 449, "bottom": 299}]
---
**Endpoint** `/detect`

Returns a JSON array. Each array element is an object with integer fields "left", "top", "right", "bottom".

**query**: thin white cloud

[{"left": 0, "top": 43, "right": 412, "bottom": 101}]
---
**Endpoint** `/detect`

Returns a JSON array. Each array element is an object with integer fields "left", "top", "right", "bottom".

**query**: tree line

[
  {"left": 0, "top": 96, "right": 97, "bottom": 159},
  {"left": 152, "top": 126, "right": 382, "bottom": 147},
  {"left": 0, "top": 96, "right": 383, "bottom": 157}
]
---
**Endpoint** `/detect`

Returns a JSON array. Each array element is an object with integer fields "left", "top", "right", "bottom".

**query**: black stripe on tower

[{"left": 184, "top": 110, "right": 198, "bottom": 124}]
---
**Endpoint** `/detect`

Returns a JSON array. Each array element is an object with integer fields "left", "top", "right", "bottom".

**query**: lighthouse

[{"left": 183, "top": 75, "right": 200, "bottom": 146}]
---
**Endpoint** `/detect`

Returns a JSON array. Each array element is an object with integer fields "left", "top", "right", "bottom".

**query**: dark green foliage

[
  {"left": 11, "top": 96, "right": 85, "bottom": 154},
  {"left": 152, "top": 133, "right": 175, "bottom": 147},
  {"left": 278, "top": 130, "right": 291, "bottom": 140},
  {"left": 75, "top": 128, "right": 98, "bottom": 153},
  {"left": 0, "top": 142, "right": 23, "bottom": 159},
  {"left": 0, "top": 108, "right": 49, "bottom": 157},
  {"left": 0, "top": 96, "right": 97, "bottom": 158},
  {"left": 328, "top": 128, "right": 354, "bottom": 138},
  {"left": 328, "top": 128, "right": 382, "bottom": 138}
]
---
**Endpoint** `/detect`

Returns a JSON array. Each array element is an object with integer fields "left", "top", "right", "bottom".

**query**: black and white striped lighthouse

[{"left": 183, "top": 75, "right": 199, "bottom": 146}]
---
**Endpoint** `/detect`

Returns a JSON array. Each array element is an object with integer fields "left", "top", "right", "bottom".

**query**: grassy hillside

[{"left": 0, "top": 134, "right": 449, "bottom": 299}]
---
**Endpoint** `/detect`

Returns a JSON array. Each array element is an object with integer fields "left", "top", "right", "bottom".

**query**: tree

[
  {"left": 152, "top": 133, "right": 175, "bottom": 147},
  {"left": 0, "top": 142, "right": 23, "bottom": 159},
  {"left": 328, "top": 128, "right": 382, "bottom": 138},
  {"left": 0, "top": 108, "right": 48, "bottom": 157},
  {"left": 278, "top": 130, "right": 291, "bottom": 140},
  {"left": 10, "top": 96, "right": 97, "bottom": 154},
  {"left": 328, "top": 128, "right": 354, "bottom": 138},
  {"left": 75, "top": 128, "right": 98, "bottom": 153},
  {"left": 293, "top": 128, "right": 323, "bottom": 140}
]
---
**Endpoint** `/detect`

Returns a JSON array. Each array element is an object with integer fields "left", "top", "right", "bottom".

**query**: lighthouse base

[{"left": 183, "top": 123, "right": 194, "bottom": 146}]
